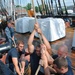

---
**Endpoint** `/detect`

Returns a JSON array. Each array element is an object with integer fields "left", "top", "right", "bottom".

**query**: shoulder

[
  {"left": 66, "top": 56, "right": 71, "bottom": 61},
  {"left": 66, "top": 57, "right": 72, "bottom": 65},
  {"left": 8, "top": 48, "right": 17, "bottom": 55},
  {"left": 65, "top": 65, "right": 74, "bottom": 75},
  {"left": 8, "top": 48, "right": 16, "bottom": 52},
  {"left": 5, "top": 27, "right": 9, "bottom": 31},
  {"left": 10, "top": 48, "right": 18, "bottom": 57}
]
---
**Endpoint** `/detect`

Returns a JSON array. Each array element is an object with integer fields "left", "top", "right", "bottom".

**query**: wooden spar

[
  {"left": 46, "top": 0, "right": 50, "bottom": 15},
  {"left": 41, "top": 0, "right": 46, "bottom": 15},
  {"left": 48, "top": 0, "right": 52, "bottom": 15},
  {"left": 73, "top": 0, "right": 75, "bottom": 6},
  {"left": 54, "top": 0, "right": 59, "bottom": 15},
  {"left": 58, "top": 0, "right": 63, "bottom": 15},
  {"left": 44, "top": 0, "right": 49, "bottom": 15},
  {"left": 72, "top": 0, "right": 75, "bottom": 13},
  {"left": 51, "top": 0, "right": 54, "bottom": 15},
  {"left": 63, "top": 0, "right": 68, "bottom": 15},
  {"left": 36, "top": 0, "right": 42, "bottom": 14},
  {"left": 45, "top": 0, "right": 49, "bottom": 14},
  {"left": 31, "top": 0, "right": 43, "bottom": 44},
  {"left": 31, "top": 0, "right": 37, "bottom": 22}
]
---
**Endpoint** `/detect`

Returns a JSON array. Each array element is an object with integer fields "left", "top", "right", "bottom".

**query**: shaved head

[
  {"left": 58, "top": 45, "right": 68, "bottom": 52},
  {"left": 58, "top": 45, "right": 68, "bottom": 57}
]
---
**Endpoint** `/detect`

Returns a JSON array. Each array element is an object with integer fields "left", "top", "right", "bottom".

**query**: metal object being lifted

[{"left": 0, "top": 42, "right": 11, "bottom": 53}]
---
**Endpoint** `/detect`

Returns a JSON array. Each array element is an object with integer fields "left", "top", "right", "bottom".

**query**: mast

[
  {"left": 36, "top": 0, "right": 42, "bottom": 14},
  {"left": 54, "top": 0, "right": 59, "bottom": 15},
  {"left": 63, "top": 0, "right": 68, "bottom": 15},
  {"left": 73, "top": 0, "right": 75, "bottom": 13},
  {"left": 58, "top": 0, "right": 63, "bottom": 15}
]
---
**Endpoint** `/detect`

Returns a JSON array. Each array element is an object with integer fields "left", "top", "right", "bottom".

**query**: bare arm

[
  {"left": 41, "top": 33, "right": 52, "bottom": 55},
  {"left": 34, "top": 23, "right": 54, "bottom": 64},
  {"left": 12, "top": 58, "right": 21, "bottom": 75},
  {"left": 40, "top": 45, "right": 51, "bottom": 75},
  {"left": 20, "top": 54, "right": 25, "bottom": 74},
  {"left": 44, "top": 66, "right": 51, "bottom": 75},
  {"left": 35, "top": 23, "right": 52, "bottom": 55},
  {"left": 28, "top": 29, "right": 36, "bottom": 54}
]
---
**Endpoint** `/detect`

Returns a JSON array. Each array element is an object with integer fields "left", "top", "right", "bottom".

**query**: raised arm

[
  {"left": 35, "top": 23, "right": 52, "bottom": 55},
  {"left": 35, "top": 23, "right": 54, "bottom": 64},
  {"left": 40, "top": 32, "right": 52, "bottom": 54},
  {"left": 27, "top": 27, "right": 36, "bottom": 54}
]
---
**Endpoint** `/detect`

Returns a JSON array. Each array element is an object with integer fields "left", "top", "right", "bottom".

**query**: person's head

[
  {"left": 33, "top": 40, "right": 41, "bottom": 56},
  {"left": 36, "top": 44, "right": 41, "bottom": 56},
  {"left": 17, "top": 40, "right": 24, "bottom": 52},
  {"left": 57, "top": 45, "right": 68, "bottom": 57},
  {"left": 7, "top": 20, "right": 14, "bottom": 28},
  {"left": 0, "top": 53, "right": 7, "bottom": 64},
  {"left": 53, "top": 57, "right": 68, "bottom": 74}
]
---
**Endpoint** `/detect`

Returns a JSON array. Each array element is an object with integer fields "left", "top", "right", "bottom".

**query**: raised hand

[
  {"left": 34, "top": 23, "right": 39, "bottom": 30},
  {"left": 34, "top": 23, "right": 42, "bottom": 35}
]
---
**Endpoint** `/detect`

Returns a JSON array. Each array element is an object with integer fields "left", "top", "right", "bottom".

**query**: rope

[
  {"left": 35, "top": 65, "right": 41, "bottom": 75},
  {"left": 19, "top": 62, "right": 24, "bottom": 75},
  {"left": 24, "top": 63, "right": 31, "bottom": 75},
  {"left": 31, "top": 0, "right": 44, "bottom": 75}
]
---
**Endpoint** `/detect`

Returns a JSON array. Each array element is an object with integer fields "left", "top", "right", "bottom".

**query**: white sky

[{"left": 14, "top": 0, "right": 74, "bottom": 7}]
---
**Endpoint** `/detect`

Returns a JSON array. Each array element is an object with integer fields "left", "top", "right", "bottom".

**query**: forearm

[
  {"left": 20, "top": 54, "right": 25, "bottom": 69},
  {"left": 21, "top": 61, "right": 25, "bottom": 70},
  {"left": 44, "top": 64, "right": 51, "bottom": 75},
  {"left": 15, "top": 65, "right": 21, "bottom": 75},
  {"left": 45, "top": 50, "right": 54, "bottom": 63},
  {"left": 41, "top": 33, "right": 52, "bottom": 54}
]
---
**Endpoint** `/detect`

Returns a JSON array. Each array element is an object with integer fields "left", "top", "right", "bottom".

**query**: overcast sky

[{"left": 14, "top": 0, "right": 74, "bottom": 7}]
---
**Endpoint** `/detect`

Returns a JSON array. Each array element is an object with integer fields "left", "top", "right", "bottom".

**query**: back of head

[
  {"left": 58, "top": 44, "right": 68, "bottom": 53},
  {"left": 53, "top": 56, "right": 68, "bottom": 69}
]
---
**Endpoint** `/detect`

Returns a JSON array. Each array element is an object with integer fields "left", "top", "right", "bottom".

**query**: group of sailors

[{"left": 0, "top": 19, "right": 74, "bottom": 75}]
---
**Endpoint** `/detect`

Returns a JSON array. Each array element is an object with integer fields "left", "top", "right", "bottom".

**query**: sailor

[
  {"left": 27, "top": 23, "right": 53, "bottom": 75},
  {"left": 52, "top": 45, "right": 74, "bottom": 75},
  {"left": 40, "top": 48, "right": 69, "bottom": 75},
  {"left": 6, "top": 40, "right": 25, "bottom": 75},
  {"left": 5, "top": 20, "right": 16, "bottom": 46},
  {"left": 0, "top": 52, "right": 15, "bottom": 75},
  {"left": 40, "top": 44, "right": 74, "bottom": 75}
]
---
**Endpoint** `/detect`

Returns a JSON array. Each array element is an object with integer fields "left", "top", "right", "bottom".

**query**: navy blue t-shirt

[
  {"left": 52, "top": 55, "right": 74, "bottom": 75},
  {"left": 30, "top": 51, "right": 44, "bottom": 75},
  {"left": 0, "top": 60, "right": 15, "bottom": 75},
  {"left": 6, "top": 48, "right": 24, "bottom": 72}
]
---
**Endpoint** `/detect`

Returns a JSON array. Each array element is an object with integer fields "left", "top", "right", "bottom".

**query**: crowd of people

[{"left": 0, "top": 20, "right": 74, "bottom": 75}]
